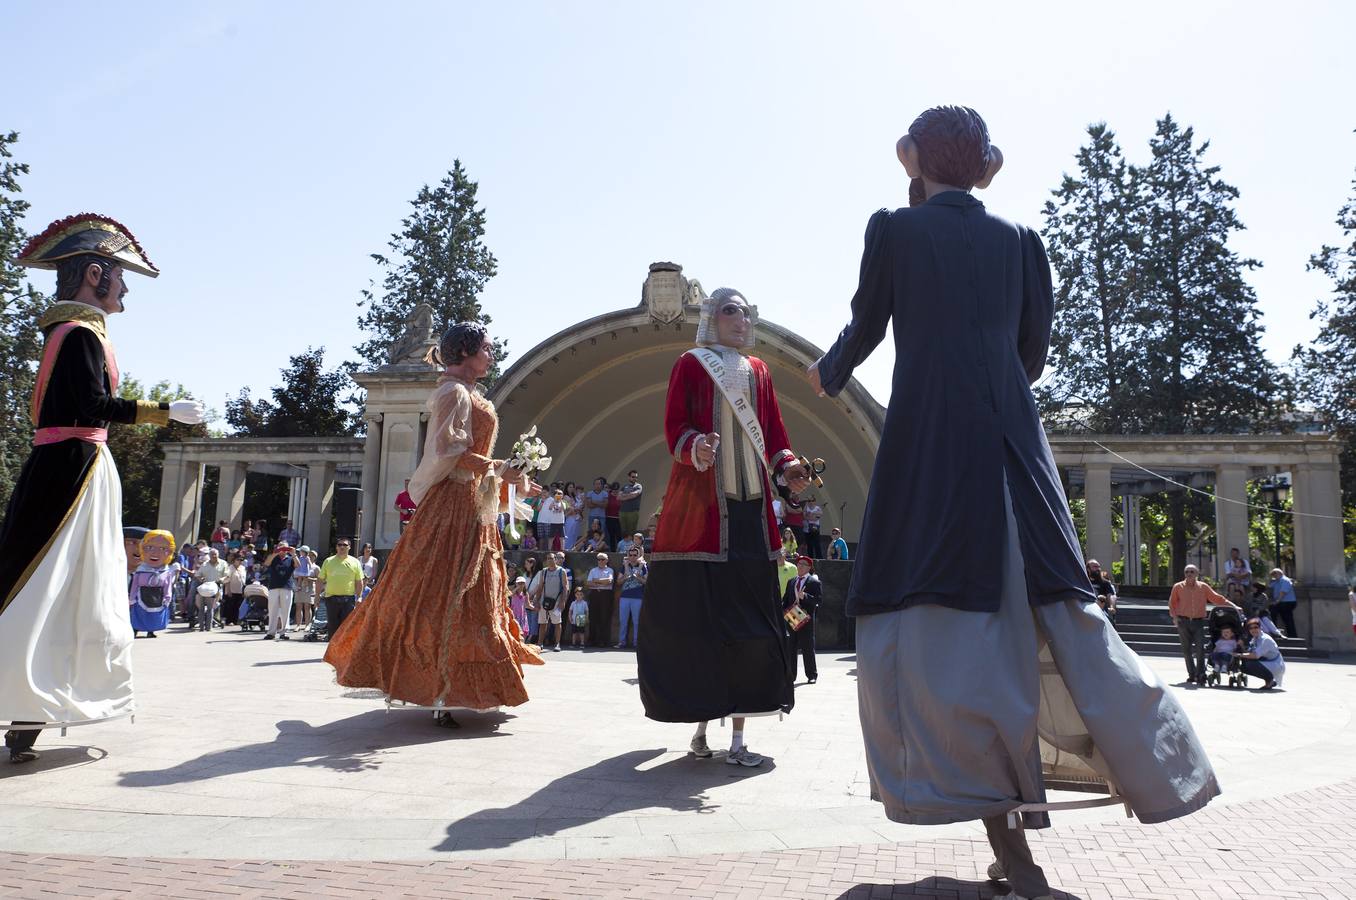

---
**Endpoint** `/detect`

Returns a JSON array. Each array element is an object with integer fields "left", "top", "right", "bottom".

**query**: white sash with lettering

[{"left": 687, "top": 347, "right": 769, "bottom": 474}]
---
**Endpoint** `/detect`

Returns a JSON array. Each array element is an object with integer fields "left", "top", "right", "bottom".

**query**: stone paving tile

[{"left": 1, "top": 776, "right": 1354, "bottom": 898}]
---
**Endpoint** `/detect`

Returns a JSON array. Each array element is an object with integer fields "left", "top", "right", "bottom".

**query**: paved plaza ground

[{"left": 1, "top": 625, "right": 1353, "bottom": 898}]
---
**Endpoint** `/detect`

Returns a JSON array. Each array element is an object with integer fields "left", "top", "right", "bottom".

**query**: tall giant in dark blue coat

[{"left": 817, "top": 193, "right": 1094, "bottom": 616}]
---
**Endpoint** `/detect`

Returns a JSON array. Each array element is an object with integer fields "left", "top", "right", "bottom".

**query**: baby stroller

[
  {"left": 239, "top": 582, "right": 269, "bottom": 632},
  {"left": 1205, "top": 605, "right": 1247, "bottom": 688}
]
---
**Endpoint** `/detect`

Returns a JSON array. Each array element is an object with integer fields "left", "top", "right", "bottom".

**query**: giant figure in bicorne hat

[{"left": 1, "top": 214, "right": 204, "bottom": 764}]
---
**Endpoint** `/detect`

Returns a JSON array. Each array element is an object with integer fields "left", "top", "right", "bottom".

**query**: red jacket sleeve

[{"left": 665, "top": 354, "right": 706, "bottom": 467}]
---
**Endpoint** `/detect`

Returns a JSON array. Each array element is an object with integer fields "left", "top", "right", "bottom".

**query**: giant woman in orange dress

[{"left": 325, "top": 323, "right": 543, "bottom": 726}]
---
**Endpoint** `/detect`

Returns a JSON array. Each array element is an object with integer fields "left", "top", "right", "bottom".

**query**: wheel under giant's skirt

[{"left": 855, "top": 476, "right": 1220, "bottom": 828}]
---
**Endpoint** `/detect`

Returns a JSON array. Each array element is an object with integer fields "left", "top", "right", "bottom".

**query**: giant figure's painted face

[{"left": 142, "top": 535, "right": 174, "bottom": 568}]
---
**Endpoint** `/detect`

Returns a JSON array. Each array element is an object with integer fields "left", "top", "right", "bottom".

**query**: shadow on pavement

[
  {"left": 435, "top": 747, "right": 775, "bottom": 852},
  {"left": 833, "top": 879, "right": 1083, "bottom": 899},
  {"left": 252, "top": 658, "right": 324, "bottom": 667},
  {"left": 0, "top": 745, "right": 107, "bottom": 778},
  {"left": 117, "top": 708, "right": 509, "bottom": 787}
]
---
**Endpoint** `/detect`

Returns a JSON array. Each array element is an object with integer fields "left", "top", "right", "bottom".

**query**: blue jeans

[{"left": 618, "top": 596, "right": 642, "bottom": 646}]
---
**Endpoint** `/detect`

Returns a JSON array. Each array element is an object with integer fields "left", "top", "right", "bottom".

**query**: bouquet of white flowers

[
  {"left": 509, "top": 425, "right": 552, "bottom": 474},
  {"left": 503, "top": 426, "right": 550, "bottom": 545}
]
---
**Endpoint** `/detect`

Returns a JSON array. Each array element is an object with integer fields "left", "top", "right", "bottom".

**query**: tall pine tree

[
  {"left": 1039, "top": 124, "right": 1144, "bottom": 432},
  {"left": 355, "top": 160, "right": 502, "bottom": 371},
  {"left": 1294, "top": 152, "right": 1356, "bottom": 548},
  {"left": 1134, "top": 114, "right": 1288, "bottom": 572},
  {"left": 1135, "top": 114, "right": 1286, "bottom": 434},
  {"left": 0, "top": 131, "right": 43, "bottom": 510}
]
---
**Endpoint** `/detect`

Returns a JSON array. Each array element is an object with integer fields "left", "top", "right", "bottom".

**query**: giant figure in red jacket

[{"left": 638, "top": 287, "right": 809, "bottom": 768}]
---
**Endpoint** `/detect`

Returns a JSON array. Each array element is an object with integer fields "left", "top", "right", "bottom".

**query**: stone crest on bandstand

[{"left": 642, "top": 262, "right": 705, "bottom": 325}]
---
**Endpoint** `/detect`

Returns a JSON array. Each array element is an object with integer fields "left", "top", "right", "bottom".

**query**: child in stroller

[
  {"left": 239, "top": 580, "right": 270, "bottom": 632},
  {"left": 1206, "top": 605, "right": 1247, "bottom": 688}
]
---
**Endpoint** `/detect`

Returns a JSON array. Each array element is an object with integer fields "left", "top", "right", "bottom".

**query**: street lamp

[{"left": 1257, "top": 476, "right": 1290, "bottom": 570}]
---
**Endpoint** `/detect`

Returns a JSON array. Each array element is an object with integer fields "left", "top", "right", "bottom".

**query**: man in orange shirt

[{"left": 1169, "top": 565, "right": 1241, "bottom": 685}]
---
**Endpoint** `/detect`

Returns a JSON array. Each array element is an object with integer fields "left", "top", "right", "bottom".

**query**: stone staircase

[{"left": 1113, "top": 598, "right": 1326, "bottom": 659}]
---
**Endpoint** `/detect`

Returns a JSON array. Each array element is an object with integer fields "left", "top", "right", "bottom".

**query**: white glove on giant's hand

[{"left": 169, "top": 400, "right": 205, "bottom": 425}]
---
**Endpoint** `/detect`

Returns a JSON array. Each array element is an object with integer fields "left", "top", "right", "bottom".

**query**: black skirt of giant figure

[{"left": 638, "top": 499, "right": 794, "bottom": 722}]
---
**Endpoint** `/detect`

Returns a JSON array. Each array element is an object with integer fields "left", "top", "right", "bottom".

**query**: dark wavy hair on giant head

[
  {"left": 427, "top": 321, "right": 489, "bottom": 368},
  {"left": 54, "top": 253, "right": 116, "bottom": 302},
  {"left": 907, "top": 105, "right": 993, "bottom": 195}
]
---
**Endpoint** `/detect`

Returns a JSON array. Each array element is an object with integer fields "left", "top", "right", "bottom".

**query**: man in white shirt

[
  {"left": 586, "top": 553, "right": 615, "bottom": 648},
  {"left": 194, "top": 548, "right": 230, "bottom": 632},
  {"left": 530, "top": 554, "right": 569, "bottom": 651},
  {"left": 801, "top": 497, "right": 824, "bottom": 557}
]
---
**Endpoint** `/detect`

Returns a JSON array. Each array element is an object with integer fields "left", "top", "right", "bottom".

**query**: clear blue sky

[{"left": 6, "top": 1, "right": 1353, "bottom": 423}]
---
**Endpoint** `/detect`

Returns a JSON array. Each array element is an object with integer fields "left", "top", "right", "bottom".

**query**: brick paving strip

[{"left": 1, "top": 778, "right": 1352, "bottom": 899}]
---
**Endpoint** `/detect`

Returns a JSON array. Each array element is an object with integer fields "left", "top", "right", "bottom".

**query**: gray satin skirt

[{"left": 856, "top": 479, "right": 1220, "bottom": 828}]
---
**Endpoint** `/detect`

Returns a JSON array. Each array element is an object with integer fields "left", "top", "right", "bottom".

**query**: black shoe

[
  {"left": 9, "top": 749, "right": 38, "bottom": 764},
  {"left": 263, "top": 634, "right": 275, "bottom": 640},
  {"left": 147, "top": 632, "right": 157, "bottom": 638},
  {"left": 278, "top": 634, "right": 290, "bottom": 641},
  {"left": 434, "top": 712, "right": 460, "bottom": 729},
  {"left": 1261, "top": 680, "right": 1276, "bottom": 690}
]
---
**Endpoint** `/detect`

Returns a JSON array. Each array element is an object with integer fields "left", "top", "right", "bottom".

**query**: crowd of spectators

[
  {"left": 500, "top": 471, "right": 851, "bottom": 560},
  {"left": 164, "top": 517, "right": 381, "bottom": 642}
]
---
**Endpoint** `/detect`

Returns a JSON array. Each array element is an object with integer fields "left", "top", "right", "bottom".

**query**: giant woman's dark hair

[
  {"left": 427, "top": 321, "right": 489, "bottom": 367},
  {"left": 906, "top": 105, "right": 994, "bottom": 204}
]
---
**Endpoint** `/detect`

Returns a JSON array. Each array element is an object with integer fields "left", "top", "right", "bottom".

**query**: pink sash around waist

[{"left": 33, "top": 426, "right": 108, "bottom": 446}]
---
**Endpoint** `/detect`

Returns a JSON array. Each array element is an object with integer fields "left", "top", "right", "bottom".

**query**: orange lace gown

[{"left": 324, "top": 378, "right": 543, "bottom": 709}]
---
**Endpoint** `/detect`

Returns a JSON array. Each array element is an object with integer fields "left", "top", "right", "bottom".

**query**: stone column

[
  {"left": 1213, "top": 464, "right": 1250, "bottom": 582},
  {"left": 359, "top": 414, "right": 383, "bottom": 549},
  {"left": 1083, "top": 463, "right": 1115, "bottom": 572},
  {"left": 1291, "top": 461, "right": 1345, "bottom": 586},
  {"left": 304, "top": 462, "right": 337, "bottom": 553},
  {"left": 214, "top": 462, "right": 248, "bottom": 530},
  {"left": 1120, "top": 495, "right": 1142, "bottom": 585},
  {"left": 378, "top": 414, "right": 422, "bottom": 549},
  {"left": 287, "top": 475, "right": 308, "bottom": 538},
  {"left": 156, "top": 449, "right": 201, "bottom": 546}
]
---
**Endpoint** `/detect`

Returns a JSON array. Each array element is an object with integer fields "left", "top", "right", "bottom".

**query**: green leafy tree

[
  {"left": 226, "top": 347, "right": 359, "bottom": 438},
  {"left": 1039, "top": 124, "right": 1145, "bottom": 431},
  {"left": 1294, "top": 151, "right": 1356, "bottom": 552},
  {"left": 0, "top": 131, "right": 43, "bottom": 510},
  {"left": 355, "top": 160, "right": 503, "bottom": 374}
]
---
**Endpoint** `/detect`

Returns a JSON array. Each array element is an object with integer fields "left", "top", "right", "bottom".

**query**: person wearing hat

[
  {"left": 782, "top": 555, "right": 823, "bottom": 684},
  {"left": 261, "top": 541, "right": 298, "bottom": 640},
  {"left": 123, "top": 525, "right": 150, "bottom": 580},
  {"left": 0, "top": 214, "right": 204, "bottom": 764},
  {"left": 637, "top": 287, "right": 810, "bottom": 768}
]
